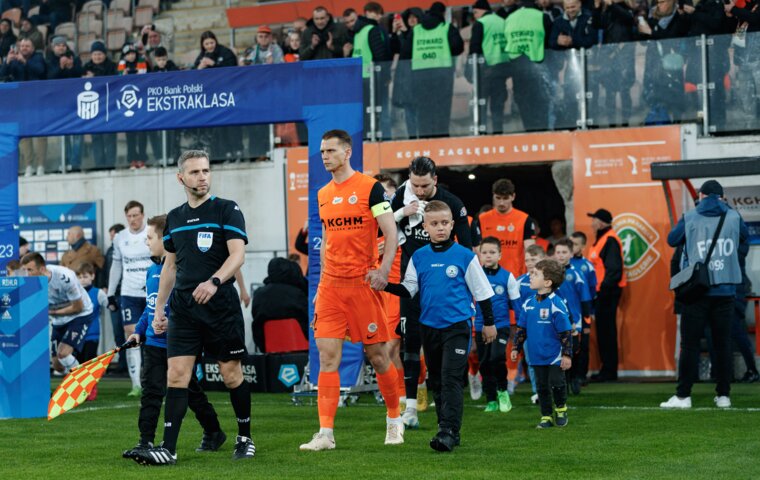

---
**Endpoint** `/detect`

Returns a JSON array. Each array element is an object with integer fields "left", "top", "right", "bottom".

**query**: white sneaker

[
  {"left": 384, "top": 419, "right": 404, "bottom": 445},
  {"left": 401, "top": 408, "right": 419, "bottom": 429},
  {"left": 299, "top": 432, "right": 335, "bottom": 451},
  {"left": 36, "top": 166, "right": 45, "bottom": 176},
  {"left": 24, "top": 165, "right": 33, "bottom": 177},
  {"left": 530, "top": 394, "right": 539, "bottom": 405},
  {"left": 469, "top": 373, "right": 483, "bottom": 400},
  {"left": 660, "top": 395, "right": 692, "bottom": 409},
  {"left": 714, "top": 396, "right": 731, "bottom": 408}
]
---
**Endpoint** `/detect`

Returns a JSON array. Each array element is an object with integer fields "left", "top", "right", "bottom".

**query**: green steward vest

[
  {"left": 412, "top": 22, "right": 453, "bottom": 70},
  {"left": 476, "top": 13, "right": 509, "bottom": 66},
  {"left": 504, "top": 7, "right": 545, "bottom": 62},
  {"left": 352, "top": 24, "right": 375, "bottom": 79}
]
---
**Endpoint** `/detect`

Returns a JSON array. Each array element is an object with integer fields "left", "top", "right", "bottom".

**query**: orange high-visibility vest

[{"left": 589, "top": 228, "right": 627, "bottom": 291}]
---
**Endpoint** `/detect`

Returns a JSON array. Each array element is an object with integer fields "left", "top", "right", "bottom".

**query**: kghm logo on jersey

[
  {"left": 117, "top": 84, "right": 143, "bottom": 117},
  {"left": 445, "top": 265, "right": 458, "bottom": 278},
  {"left": 614, "top": 213, "right": 660, "bottom": 282},
  {"left": 197, "top": 232, "right": 213, "bottom": 252}
]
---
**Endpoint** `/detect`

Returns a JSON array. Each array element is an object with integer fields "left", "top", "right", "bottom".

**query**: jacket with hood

[
  {"left": 299, "top": 15, "right": 349, "bottom": 60},
  {"left": 251, "top": 257, "right": 308, "bottom": 351}
]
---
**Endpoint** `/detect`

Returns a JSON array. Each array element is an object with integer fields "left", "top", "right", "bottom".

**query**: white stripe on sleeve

[
  {"left": 465, "top": 256, "right": 495, "bottom": 302},
  {"left": 507, "top": 272, "right": 521, "bottom": 300},
  {"left": 401, "top": 257, "right": 419, "bottom": 298}
]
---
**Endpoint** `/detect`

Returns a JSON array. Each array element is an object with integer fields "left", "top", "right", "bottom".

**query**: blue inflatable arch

[{"left": 0, "top": 58, "right": 365, "bottom": 388}]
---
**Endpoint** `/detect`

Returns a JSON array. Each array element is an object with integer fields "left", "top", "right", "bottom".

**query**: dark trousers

[
  {"left": 139, "top": 344, "right": 220, "bottom": 444},
  {"left": 110, "top": 298, "right": 127, "bottom": 371},
  {"left": 478, "top": 64, "right": 509, "bottom": 134},
  {"left": 413, "top": 67, "right": 455, "bottom": 137},
  {"left": 91, "top": 133, "right": 117, "bottom": 169},
  {"left": 533, "top": 365, "right": 567, "bottom": 417},
  {"left": 732, "top": 297, "right": 757, "bottom": 373},
  {"left": 575, "top": 330, "right": 590, "bottom": 379},
  {"left": 401, "top": 293, "right": 423, "bottom": 400},
  {"left": 510, "top": 56, "right": 551, "bottom": 131},
  {"left": 421, "top": 320, "right": 471, "bottom": 434},
  {"left": 676, "top": 296, "right": 733, "bottom": 398},
  {"left": 595, "top": 287, "right": 622, "bottom": 379},
  {"left": 475, "top": 328, "right": 509, "bottom": 402}
]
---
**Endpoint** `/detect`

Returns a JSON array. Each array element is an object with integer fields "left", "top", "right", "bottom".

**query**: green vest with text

[
  {"left": 412, "top": 22, "right": 453, "bottom": 70},
  {"left": 476, "top": 13, "right": 509, "bottom": 66},
  {"left": 503, "top": 7, "right": 545, "bottom": 62},
  {"left": 352, "top": 24, "right": 375, "bottom": 78}
]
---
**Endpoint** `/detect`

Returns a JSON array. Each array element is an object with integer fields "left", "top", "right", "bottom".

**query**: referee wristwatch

[{"left": 211, "top": 276, "right": 222, "bottom": 287}]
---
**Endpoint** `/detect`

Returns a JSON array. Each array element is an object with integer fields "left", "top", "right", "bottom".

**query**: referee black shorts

[{"left": 167, "top": 285, "right": 246, "bottom": 361}]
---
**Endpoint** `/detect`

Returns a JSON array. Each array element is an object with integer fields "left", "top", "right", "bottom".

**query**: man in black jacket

[
  {"left": 300, "top": 6, "right": 349, "bottom": 60},
  {"left": 251, "top": 257, "right": 308, "bottom": 352}
]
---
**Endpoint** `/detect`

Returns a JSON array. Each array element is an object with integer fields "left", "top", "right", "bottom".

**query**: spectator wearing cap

[
  {"left": 83, "top": 41, "right": 118, "bottom": 170},
  {"left": 243, "top": 25, "right": 284, "bottom": 65},
  {"left": 118, "top": 43, "right": 151, "bottom": 170},
  {"left": 468, "top": 0, "right": 510, "bottom": 135},
  {"left": 0, "top": 19, "right": 17, "bottom": 59},
  {"left": 300, "top": 6, "right": 348, "bottom": 60},
  {"left": 587, "top": 207, "right": 625, "bottom": 382},
  {"left": 660, "top": 180, "right": 749, "bottom": 409}
]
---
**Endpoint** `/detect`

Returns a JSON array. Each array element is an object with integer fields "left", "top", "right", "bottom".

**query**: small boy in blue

[
  {"left": 570, "top": 231, "right": 597, "bottom": 385},
  {"left": 124, "top": 215, "right": 225, "bottom": 459},
  {"left": 475, "top": 236, "right": 521, "bottom": 413},
  {"left": 515, "top": 244, "right": 547, "bottom": 403},
  {"left": 511, "top": 259, "right": 573, "bottom": 429},
  {"left": 553, "top": 239, "right": 592, "bottom": 394},
  {"left": 383, "top": 201, "right": 496, "bottom": 452}
]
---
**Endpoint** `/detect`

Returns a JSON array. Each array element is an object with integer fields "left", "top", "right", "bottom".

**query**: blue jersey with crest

[
  {"left": 474, "top": 266, "right": 521, "bottom": 331},
  {"left": 135, "top": 261, "right": 169, "bottom": 348},
  {"left": 555, "top": 264, "right": 591, "bottom": 333},
  {"left": 518, "top": 292, "right": 571, "bottom": 366}
]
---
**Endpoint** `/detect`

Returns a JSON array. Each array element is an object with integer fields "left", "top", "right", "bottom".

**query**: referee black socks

[
  {"left": 162, "top": 387, "right": 189, "bottom": 454},
  {"left": 229, "top": 381, "right": 251, "bottom": 438}
]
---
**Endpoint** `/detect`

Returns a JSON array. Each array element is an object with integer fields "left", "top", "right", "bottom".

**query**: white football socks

[{"left": 126, "top": 347, "right": 142, "bottom": 388}]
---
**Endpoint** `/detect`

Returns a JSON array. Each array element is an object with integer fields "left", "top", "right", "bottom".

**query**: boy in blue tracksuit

[
  {"left": 123, "top": 215, "right": 225, "bottom": 459},
  {"left": 553, "top": 239, "right": 592, "bottom": 394},
  {"left": 512, "top": 259, "right": 573, "bottom": 429},
  {"left": 384, "top": 201, "right": 496, "bottom": 452},
  {"left": 569, "top": 231, "right": 597, "bottom": 384},
  {"left": 516, "top": 244, "right": 547, "bottom": 402},
  {"left": 475, "top": 236, "right": 521, "bottom": 413}
]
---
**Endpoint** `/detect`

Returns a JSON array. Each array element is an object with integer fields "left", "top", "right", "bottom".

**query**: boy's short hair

[
  {"left": 5, "top": 259, "right": 20, "bottom": 271},
  {"left": 76, "top": 262, "right": 96, "bottom": 276},
  {"left": 480, "top": 236, "right": 501, "bottom": 251},
  {"left": 373, "top": 173, "right": 397, "bottom": 189},
  {"left": 535, "top": 259, "right": 564, "bottom": 290},
  {"left": 525, "top": 244, "right": 546, "bottom": 258},
  {"left": 554, "top": 238, "right": 574, "bottom": 251},
  {"left": 21, "top": 252, "right": 45, "bottom": 267},
  {"left": 424, "top": 200, "right": 451, "bottom": 216},
  {"left": 364, "top": 1, "right": 384, "bottom": 14},
  {"left": 570, "top": 231, "right": 587, "bottom": 244},
  {"left": 109, "top": 223, "right": 125, "bottom": 234},
  {"left": 147, "top": 214, "right": 167, "bottom": 234},
  {"left": 124, "top": 200, "right": 144, "bottom": 214},
  {"left": 322, "top": 129, "right": 352, "bottom": 148},
  {"left": 492, "top": 178, "right": 515, "bottom": 196},
  {"left": 153, "top": 46, "right": 168, "bottom": 57}
]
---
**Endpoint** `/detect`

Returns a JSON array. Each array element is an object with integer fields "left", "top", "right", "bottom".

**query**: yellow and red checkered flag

[{"left": 48, "top": 340, "right": 136, "bottom": 420}]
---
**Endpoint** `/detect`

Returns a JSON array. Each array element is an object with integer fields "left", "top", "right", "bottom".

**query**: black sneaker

[
  {"left": 570, "top": 377, "right": 582, "bottom": 395},
  {"left": 233, "top": 435, "right": 256, "bottom": 460},
  {"left": 740, "top": 370, "right": 760, "bottom": 383},
  {"left": 429, "top": 430, "right": 457, "bottom": 452},
  {"left": 122, "top": 441, "right": 153, "bottom": 459},
  {"left": 536, "top": 416, "right": 554, "bottom": 429},
  {"left": 130, "top": 444, "right": 177, "bottom": 466},
  {"left": 555, "top": 406, "right": 568, "bottom": 427},
  {"left": 196, "top": 430, "right": 227, "bottom": 452}
]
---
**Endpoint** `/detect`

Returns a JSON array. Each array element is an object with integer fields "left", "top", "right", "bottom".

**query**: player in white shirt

[
  {"left": 107, "top": 200, "right": 153, "bottom": 396},
  {"left": 21, "top": 253, "right": 94, "bottom": 374}
]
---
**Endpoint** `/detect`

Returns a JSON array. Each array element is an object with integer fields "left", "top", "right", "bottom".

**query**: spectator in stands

[
  {"left": 406, "top": 2, "right": 464, "bottom": 137},
  {"left": 343, "top": 8, "right": 359, "bottom": 32},
  {"left": 83, "top": 41, "right": 117, "bottom": 170},
  {"left": 282, "top": 30, "right": 301, "bottom": 62},
  {"left": 549, "top": 0, "right": 597, "bottom": 127},
  {"left": 250, "top": 257, "right": 308, "bottom": 352},
  {"left": 496, "top": 0, "right": 520, "bottom": 19},
  {"left": 17, "top": 17, "right": 43, "bottom": 52},
  {"left": 1, "top": 0, "right": 30, "bottom": 17},
  {"left": 103, "top": 223, "right": 126, "bottom": 373},
  {"left": 60, "top": 225, "right": 105, "bottom": 271},
  {"left": 469, "top": 0, "right": 510, "bottom": 135},
  {"left": 292, "top": 17, "right": 308, "bottom": 34},
  {"left": 727, "top": 0, "right": 760, "bottom": 130},
  {"left": 503, "top": 0, "right": 553, "bottom": 131},
  {"left": 638, "top": 0, "right": 689, "bottom": 124},
  {"left": 592, "top": 0, "right": 636, "bottom": 126},
  {"left": 300, "top": 6, "right": 348, "bottom": 60},
  {"left": 0, "top": 19, "right": 16, "bottom": 59},
  {"left": 47, "top": 35, "right": 82, "bottom": 78},
  {"left": 194, "top": 31, "right": 243, "bottom": 162},
  {"left": 148, "top": 46, "right": 179, "bottom": 162},
  {"left": 2, "top": 38, "right": 46, "bottom": 177},
  {"left": 138, "top": 23, "right": 174, "bottom": 68},
  {"left": 537, "top": 0, "right": 563, "bottom": 22},
  {"left": 30, "top": 0, "right": 73, "bottom": 32},
  {"left": 391, "top": 7, "right": 422, "bottom": 138},
  {"left": 243, "top": 25, "right": 284, "bottom": 65},
  {"left": 118, "top": 43, "right": 151, "bottom": 169}
]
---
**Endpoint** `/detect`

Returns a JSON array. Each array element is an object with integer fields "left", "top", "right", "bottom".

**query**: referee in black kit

[{"left": 132, "top": 150, "right": 255, "bottom": 466}]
